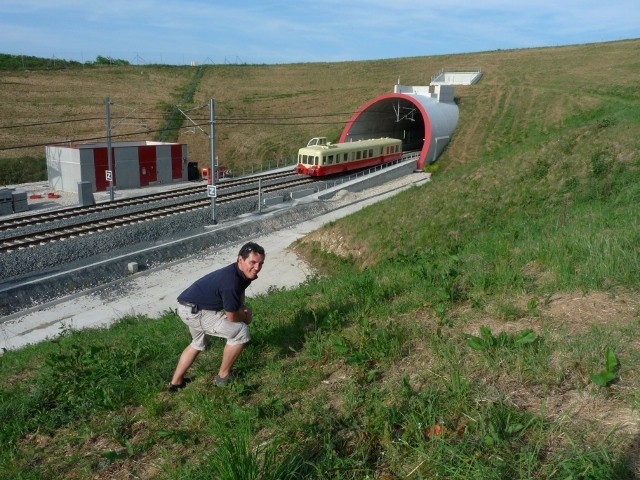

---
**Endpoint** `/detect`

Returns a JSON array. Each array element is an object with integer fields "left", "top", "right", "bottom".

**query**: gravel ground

[
  {"left": 0, "top": 175, "right": 318, "bottom": 281},
  {"left": 0, "top": 168, "right": 430, "bottom": 350}
]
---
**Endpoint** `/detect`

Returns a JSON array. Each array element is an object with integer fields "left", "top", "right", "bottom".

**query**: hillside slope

[{"left": 298, "top": 39, "right": 640, "bottom": 267}]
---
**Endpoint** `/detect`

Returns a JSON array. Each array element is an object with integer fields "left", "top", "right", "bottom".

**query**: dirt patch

[
  {"left": 543, "top": 290, "right": 640, "bottom": 334},
  {"left": 294, "top": 223, "right": 362, "bottom": 262},
  {"left": 455, "top": 289, "right": 640, "bottom": 338}
]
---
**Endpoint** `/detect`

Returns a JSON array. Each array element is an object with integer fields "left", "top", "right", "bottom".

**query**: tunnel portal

[{"left": 339, "top": 85, "right": 459, "bottom": 170}]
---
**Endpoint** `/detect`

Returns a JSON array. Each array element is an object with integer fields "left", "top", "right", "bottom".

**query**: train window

[
  {"left": 369, "top": 149, "right": 373, "bottom": 157},
  {"left": 344, "top": 153, "right": 348, "bottom": 162},
  {"left": 356, "top": 151, "right": 361, "bottom": 160},
  {"left": 327, "top": 155, "right": 334, "bottom": 164},
  {"left": 314, "top": 156, "right": 319, "bottom": 166}
]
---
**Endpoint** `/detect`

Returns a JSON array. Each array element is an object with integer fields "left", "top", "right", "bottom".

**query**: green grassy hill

[{"left": 1, "top": 39, "right": 639, "bottom": 478}]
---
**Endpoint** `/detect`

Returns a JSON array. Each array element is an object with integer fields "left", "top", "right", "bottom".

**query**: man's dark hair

[{"left": 238, "top": 242, "right": 265, "bottom": 259}]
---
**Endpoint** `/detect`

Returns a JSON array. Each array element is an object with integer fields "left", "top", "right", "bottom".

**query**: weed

[
  {"left": 465, "top": 326, "right": 538, "bottom": 352},
  {"left": 590, "top": 347, "right": 620, "bottom": 387},
  {"left": 590, "top": 151, "right": 614, "bottom": 177},
  {"left": 466, "top": 401, "right": 538, "bottom": 447}
]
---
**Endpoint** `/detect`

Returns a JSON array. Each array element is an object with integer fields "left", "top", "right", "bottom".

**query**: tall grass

[{"left": 2, "top": 250, "right": 639, "bottom": 477}]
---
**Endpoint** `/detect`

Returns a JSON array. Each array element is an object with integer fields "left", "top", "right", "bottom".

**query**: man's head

[{"left": 237, "top": 242, "right": 265, "bottom": 280}]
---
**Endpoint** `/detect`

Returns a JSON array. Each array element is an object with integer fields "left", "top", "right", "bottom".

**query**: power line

[
  {"left": 0, "top": 116, "right": 169, "bottom": 130},
  {"left": 0, "top": 117, "right": 105, "bottom": 129},
  {"left": 0, "top": 124, "right": 185, "bottom": 152},
  {"left": 0, "top": 109, "right": 395, "bottom": 152},
  {"left": 0, "top": 117, "right": 356, "bottom": 152},
  {"left": 0, "top": 111, "right": 360, "bottom": 130}
]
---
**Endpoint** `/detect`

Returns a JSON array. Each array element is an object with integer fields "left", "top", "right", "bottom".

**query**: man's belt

[
  {"left": 178, "top": 300, "right": 221, "bottom": 313},
  {"left": 178, "top": 300, "right": 200, "bottom": 313}
]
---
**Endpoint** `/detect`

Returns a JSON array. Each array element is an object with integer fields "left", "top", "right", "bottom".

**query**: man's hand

[
  {"left": 225, "top": 307, "right": 252, "bottom": 324},
  {"left": 242, "top": 307, "right": 252, "bottom": 325}
]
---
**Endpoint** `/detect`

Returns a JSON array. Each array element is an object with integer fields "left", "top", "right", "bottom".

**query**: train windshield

[{"left": 307, "top": 137, "right": 327, "bottom": 147}]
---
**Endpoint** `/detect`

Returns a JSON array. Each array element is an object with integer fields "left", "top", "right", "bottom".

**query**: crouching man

[{"left": 168, "top": 242, "right": 266, "bottom": 391}]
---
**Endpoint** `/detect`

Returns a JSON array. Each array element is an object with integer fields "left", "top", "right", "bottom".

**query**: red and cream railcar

[{"left": 296, "top": 137, "right": 402, "bottom": 177}]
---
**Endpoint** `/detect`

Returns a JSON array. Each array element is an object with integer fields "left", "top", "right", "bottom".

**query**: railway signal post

[
  {"left": 209, "top": 98, "right": 217, "bottom": 224},
  {"left": 105, "top": 97, "right": 114, "bottom": 202}
]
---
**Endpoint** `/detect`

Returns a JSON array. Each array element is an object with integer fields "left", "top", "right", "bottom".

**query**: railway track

[
  {"left": 0, "top": 170, "right": 312, "bottom": 253},
  {"left": 0, "top": 169, "right": 299, "bottom": 233},
  {"left": 1, "top": 152, "right": 420, "bottom": 254}
]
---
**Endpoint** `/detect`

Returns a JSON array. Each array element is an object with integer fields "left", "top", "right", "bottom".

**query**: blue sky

[{"left": 1, "top": 0, "right": 638, "bottom": 65}]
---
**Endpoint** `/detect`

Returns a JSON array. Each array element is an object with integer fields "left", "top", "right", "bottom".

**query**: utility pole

[
  {"left": 105, "top": 97, "right": 114, "bottom": 202},
  {"left": 209, "top": 98, "right": 217, "bottom": 223}
]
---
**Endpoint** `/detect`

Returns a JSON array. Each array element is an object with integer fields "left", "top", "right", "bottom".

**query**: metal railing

[
  {"left": 229, "top": 157, "right": 297, "bottom": 178},
  {"left": 314, "top": 154, "right": 418, "bottom": 192}
]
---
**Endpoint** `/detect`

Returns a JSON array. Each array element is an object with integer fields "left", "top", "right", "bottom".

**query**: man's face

[{"left": 238, "top": 252, "right": 265, "bottom": 280}]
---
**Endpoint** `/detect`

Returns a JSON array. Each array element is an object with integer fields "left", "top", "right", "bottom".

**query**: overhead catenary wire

[
  {"left": 0, "top": 111, "right": 360, "bottom": 130},
  {"left": 0, "top": 108, "right": 397, "bottom": 152},
  {"left": 0, "top": 117, "right": 106, "bottom": 129},
  {"left": 0, "top": 119, "right": 358, "bottom": 152}
]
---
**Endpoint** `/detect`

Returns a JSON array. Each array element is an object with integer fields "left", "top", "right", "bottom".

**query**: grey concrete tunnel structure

[{"left": 339, "top": 84, "right": 460, "bottom": 170}]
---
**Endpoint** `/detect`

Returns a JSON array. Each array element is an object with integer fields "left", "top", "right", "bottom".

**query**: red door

[
  {"left": 94, "top": 147, "right": 116, "bottom": 191},
  {"left": 138, "top": 146, "right": 158, "bottom": 187},
  {"left": 171, "top": 145, "right": 183, "bottom": 180}
]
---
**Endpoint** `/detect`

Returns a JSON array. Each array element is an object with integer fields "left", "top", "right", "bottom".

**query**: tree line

[{"left": 0, "top": 53, "right": 130, "bottom": 70}]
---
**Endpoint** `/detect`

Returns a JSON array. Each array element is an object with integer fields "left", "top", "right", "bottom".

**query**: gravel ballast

[{"left": 0, "top": 161, "right": 426, "bottom": 316}]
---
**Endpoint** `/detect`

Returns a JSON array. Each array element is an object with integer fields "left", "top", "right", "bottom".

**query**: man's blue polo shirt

[{"left": 177, "top": 262, "right": 252, "bottom": 312}]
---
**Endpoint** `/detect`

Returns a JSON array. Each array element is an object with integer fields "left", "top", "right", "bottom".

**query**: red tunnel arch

[{"left": 339, "top": 86, "right": 458, "bottom": 170}]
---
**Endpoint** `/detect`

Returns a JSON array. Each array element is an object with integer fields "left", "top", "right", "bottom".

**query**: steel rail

[
  {"left": 0, "top": 176, "right": 313, "bottom": 253},
  {"left": 1, "top": 169, "right": 298, "bottom": 232}
]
